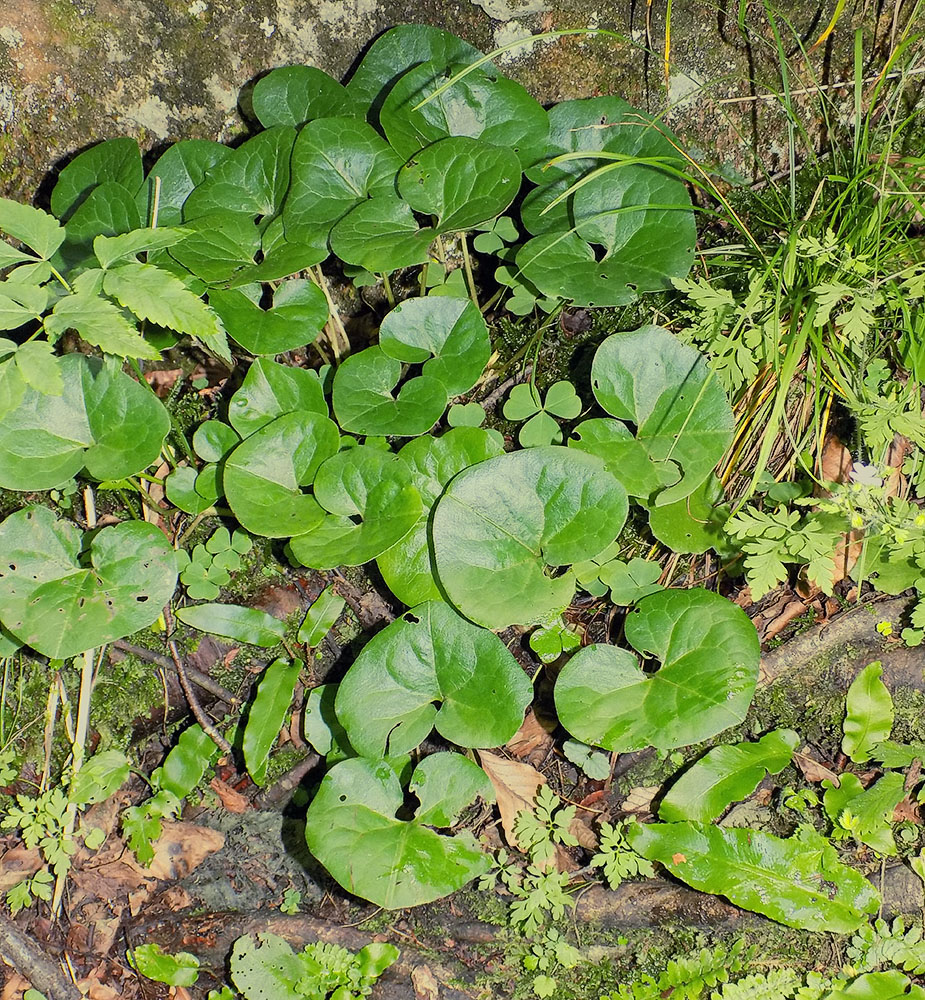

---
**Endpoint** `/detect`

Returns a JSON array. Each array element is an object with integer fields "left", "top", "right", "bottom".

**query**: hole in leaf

[
  {"left": 339, "top": 794, "right": 347, "bottom": 802},
  {"left": 136, "top": 595, "right": 149, "bottom": 602}
]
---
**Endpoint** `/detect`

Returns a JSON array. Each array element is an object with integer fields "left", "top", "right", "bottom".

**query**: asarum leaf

[
  {"left": 378, "top": 427, "right": 505, "bottom": 606},
  {"left": 165, "top": 466, "right": 213, "bottom": 516},
  {"left": 335, "top": 600, "right": 533, "bottom": 757},
  {"left": 381, "top": 59, "right": 548, "bottom": 166},
  {"left": 379, "top": 297, "right": 490, "bottom": 396},
  {"left": 223, "top": 411, "right": 339, "bottom": 538},
  {"left": 432, "top": 446, "right": 628, "bottom": 628},
  {"left": 305, "top": 754, "right": 490, "bottom": 909},
  {"left": 284, "top": 117, "right": 404, "bottom": 245},
  {"left": 628, "top": 821, "right": 879, "bottom": 933},
  {"left": 0, "top": 354, "right": 169, "bottom": 490},
  {"left": 329, "top": 196, "right": 435, "bottom": 272},
  {"left": 591, "top": 326, "right": 734, "bottom": 505},
  {"left": 252, "top": 65, "right": 363, "bottom": 128},
  {"left": 175, "top": 603, "right": 286, "bottom": 648},
  {"left": 645, "top": 474, "right": 730, "bottom": 554},
  {"left": 167, "top": 211, "right": 262, "bottom": 284},
  {"left": 570, "top": 417, "right": 679, "bottom": 499},
  {"left": 659, "top": 729, "right": 799, "bottom": 823},
  {"left": 555, "top": 588, "right": 759, "bottom": 751},
  {"left": 228, "top": 358, "right": 327, "bottom": 439},
  {"left": 0, "top": 507, "right": 178, "bottom": 659},
  {"left": 398, "top": 136, "right": 521, "bottom": 234},
  {"left": 209, "top": 278, "right": 328, "bottom": 356},
  {"left": 59, "top": 182, "right": 141, "bottom": 261},
  {"left": 136, "top": 139, "right": 232, "bottom": 227},
  {"left": 50, "top": 137, "right": 143, "bottom": 221},
  {"left": 842, "top": 661, "right": 894, "bottom": 764},
  {"left": 192, "top": 421, "right": 240, "bottom": 463},
  {"left": 332, "top": 345, "right": 447, "bottom": 437},
  {"left": 288, "top": 446, "right": 422, "bottom": 569}
]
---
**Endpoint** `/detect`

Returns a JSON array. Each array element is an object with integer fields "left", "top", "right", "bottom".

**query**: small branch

[
  {"left": 252, "top": 752, "right": 320, "bottom": 810},
  {"left": 110, "top": 640, "right": 237, "bottom": 705},
  {"left": 0, "top": 908, "right": 81, "bottom": 1000}
]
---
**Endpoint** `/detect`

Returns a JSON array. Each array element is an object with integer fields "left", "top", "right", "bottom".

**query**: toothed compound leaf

[
  {"left": 44, "top": 286, "right": 161, "bottom": 360},
  {"left": 336, "top": 600, "right": 533, "bottom": 757},
  {"left": 0, "top": 507, "right": 177, "bottom": 658},
  {"left": 0, "top": 197, "right": 65, "bottom": 259},
  {"left": 555, "top": 588, "right": 759, "bottom": 751}
]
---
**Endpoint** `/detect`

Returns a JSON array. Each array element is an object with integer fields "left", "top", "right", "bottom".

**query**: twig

[
  {"left": 0, "top": 908, "right": 81, "bottom": 1000},
  {"left": 110, "top": 640, "right": 237, "bottom": 705},
  {"left": 715, "top": 65, "right": 925, "bottom": 104},
  {"left": 479, "top": 365, "right": 533, "bottom": 415},
  {"left": 252, "top": 752, "right": 320, "bottom": 810},
  {"left": 164, "top": 609, "right": 232, "bottom": 755}
]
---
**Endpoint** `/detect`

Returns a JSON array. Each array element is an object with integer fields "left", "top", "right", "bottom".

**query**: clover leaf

[
  {"left": 336, "top": 601, "right": 533, "bottom": 757},
  {"left": 432, "top": 446, "right": 628, "bottom": 628},
  {"left": 597, "top": 556, "right": 664, "bottom": 605},
  {"left": 555, "top": 588, "right": 759, "bottom": 752},
  {"left": 288, "top": 446, "right": 421, "bottom": 569},
  {"left": 305, "top": 754, "right": 491, "bottom": 909},
  {"left": 504, "top": 380, "right": 581, "bottom": 448},
  {"left": 0, "top": 507, "right": 178, "bottom": 659}
]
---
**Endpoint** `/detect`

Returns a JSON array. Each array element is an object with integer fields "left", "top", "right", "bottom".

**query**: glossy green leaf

[
  {"left": 192, "top": 420, "right": 240, "bottom": 463},
  {"left": 336, "top": 601, "right": 532, "bottom": 757},
  {"left": 136, "top": 139, "right": 232, "bottom": 226},
  {"left": 243, "top": 658, "right": 301, "bottom": 785},
  {"left": 183, "top": 126, "right": 295, "bottom": 220},
  {"left": 59, "top": 182, "right": 141, "bottom": 262},
  {"left": 209, "top": 278, "right": 328, "bottom": 355},
  {"left": 0, "top": 354, "right": 169, "bottom": 489},
  {"left": 826, "top": 971, "right": 925, "bottom": 999},
  {"left": 628, "top": 821, "right": 879, "bottom": 933},
  {"left": 302, "top": 684, "right": 349, "bottom": 758},
  {"left": 0, "top": 197, "right": 65, "bottom": 259},
  {"left": 843, "top": 661, "right": 894, "bottom": 764},
  {"left": 598, "top": 557, "right": 663, "bottom": 605},
  {"left": 379, "top": 296, "right": 490, "bottom": 396},
  {"left": 252, "top": 65, "right": 362, "bottom": 127},
  {"left": 228, "top": 357, "right": 327, "bottom": 438},
  {"left": 332, "top": 345, "right": 447, "bottom": 437},
  {"left": 51, "top": 138, "right": 143, "bottom": 220},
  {"left": 167, "top": 211, "right": 261, "bottom": 283},
  {"left": 398, "top": 137, "right": 521, "bottom": 233},
  {"left": 330, "top": 196, "right": 435, "bottom": 272},
  {"left": 411, "top": 751, "right": 494, "bottom": 827},
  {"left": 153, "top": 723, "right": 218, "bottom": 800},
  {"left": 646, "top": 475, "right": 730, "bottom": 554},
  {"left": 129, "top": 944, "right": 199, "bottom": 988},
  {"left": 305, "top": 754, "right": 490, "bottom": 908},
  {"left": 381, "top": 59, "right": 547, "bottom": 166},
  {"left": 345, "top": 24, "right": 483, "bottom": 114},
  {"left": 591, "top": 326, "right": 734, "bottom": 504},
  {"left": 165, "top": 466, "right": 213, "bottom": 515},
  {"left": 570, "top": 417, "right": 681, "bottom": 499},
  {"left": 432, "top": 446, "right": 628, "bottom": 628},
  {"left": 0, "top": 507, "right": 178, "bottom": 658},
  {"left": 555, "top": 588, "right": 759, "bottom": 751},
  {"left": 223, "top": 411, "right": 339, "bottom": 538},
  {"left": 297, "top": 586, "right": 346, "bottom": 647},
  {"left": 378, "top": 427, "right": 505, "bottom": 606},
  {"left": 175, "top": 603, "right": 286, "bottom": 647},
  {"left": 823, "top": 772, "right": 904, "bottom": 855},
  {"left": 284, "top": 117, "right": 403, "bottom": 244},
  {"left": 289, "top": 446, "right": 421, "bottom": 569},
  {"left": 659, "top": 729, "right": 799, "bottom": 823}
]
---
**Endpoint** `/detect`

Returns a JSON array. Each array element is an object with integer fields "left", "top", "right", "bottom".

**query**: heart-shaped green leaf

[
  {"left": 378, "top": 427, "right": 505, "bottom": 606},
  {"left": 252, "top": 66, "right": 362, "bottom": 128},
  {"left": 336, "top": 601, "right": 532, "bottom": 757},
  {"left": 284, "top": 118, "right": 403, "bottom": 245},
  {"left": 379, "top": 297, "right": 490, "bottom": 396},
  {"left": 555, "top": 588, "right": 759, "bottom": 751},
  {"left": 289, "top": 446, "right": 421, "bottom": 569},
  {"left": 591, "top": 326, "right": 734, "bottom": 504},
  {"left": 228, "top": 358, "right": 327, "bottom": 438},
  {"left": 136, "top": 139, "right": 232, "bottom": 226},
  {"left": 192, "top": 420, "right": 240, "bottom": 463},
  {"left": 182, "top": 126, "right": 295, "bottom": 221},
  {"left": 0, "top": 507, "right": 178, "bottom": 659},
  {"left": 659, "top": 729, "right": 799, "bottom": 823},
  {"left": 224, "top": 412, "right": 339, "bottom": 538},
  {"left": 628, "top": 821, "right": 879, "bottom": 933},
  {"left": 330, "top": 196, "right": 435, "bottom": 272},
  {"left": 60, "top": 182, "right": 141, "bottom": 260},
  {"left": 398, "top": 137, "right": 521, "bottom": 234},
  {"left": 305, "top": 754, "right": 490, "bottom": 908},
  {"left": 0, "top": 354, "right": 169, "bottom": 490},
  {"left": 332, "top": 346, "right": 447, "bottom": 437},
  {"left": 167, "top": 211, "right": 262, "bottom": 284},
  {"left": 51, "top": 138, "right": 143, "bottom": 221},
  {"left": 381, "top": 60, "right": 547, "bottom": 166},
  {"left": 432, "top": 446, "right": 628, "bottom": 628},
  {"left": 165, "top": 466, "right": 214, "bottom": 516},
  {"left": 645, "top": 474, "right": 730, "bottom": 553},
  {"left": 569, "top": 418, "right": 679, "bottom": 498},
  {"left": 209, "top": 278, "right": 328, "bottom": 356}
]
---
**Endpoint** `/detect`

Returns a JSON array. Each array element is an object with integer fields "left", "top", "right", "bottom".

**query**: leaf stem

[{"left": 459, "top": 233, "right": 479, "bottom": 310}]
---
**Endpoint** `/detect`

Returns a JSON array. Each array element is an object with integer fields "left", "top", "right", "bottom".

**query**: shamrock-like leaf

[{"left": 598, "top": 557, "right": 663, "bottom": 605}]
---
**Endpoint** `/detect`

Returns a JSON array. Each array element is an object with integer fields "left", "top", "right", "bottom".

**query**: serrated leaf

[
  {"left": 659, "top": 730, "right": 799, "bottom": 823},
  {"left": 555, "top": 588, "right": 759, "bottom": 751},
  {"left": 243, "top": 659, "right": 300, "bottom": 785},
  {"left": 175, "top": 603, "right": 285, "bottom": 647},
  {"left": 0, "top": 197, "right": 65, "bottom": 259},
  {"left": 14, "top": 341, "right": 63, "bottom": 394},
  {"left": 44, "top": 288, "right": 161, "bottom": 359},
  {"left": 843, "top": 662, "right": 894, "bottom": 764},
  {"left": 336, "top": 601, "right": 533, "bottom": 757},
  {"left": 93, "top": 227, "right": 191, "bottom": 268}
]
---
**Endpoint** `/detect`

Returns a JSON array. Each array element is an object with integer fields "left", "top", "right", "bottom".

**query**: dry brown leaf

[
  {"left": 411, "top": 964, "right": 440, "bottom": 1000},
  {"left": 762, "top": 600, "right": 809, "bottom": 641},
  {"left": 478, "top": 750, "right": 545, "bottom": 849},
  {"left": 621, "top": 786, "right": 659, "bottom": 815},
  {"left": 121, "top": 821, "right": 225, "bottom": 880},
  {"left": 0, "top": 845, "right": 41, "bottom": 891},
  {"left": 569, "top": 814, "right": 599, "bottom": 851},
  {"left": 794, "top": 748, "right": 839, "bottom": 785},
  {"left": 819, "top": 435, "right": 853, "bottom": 486},
  {"left": 211, "top": 777, "right": 249, "bottom": 814},
  {"left": 1, "top": 972, "right": 31, "bottom": 1000},
  {"left": 894, "top": 797, "right": 922, "bottom": 824},
  {"left": 505, "top": 708, "right": 556, "bottom": 764},
  {"left": 885, "top": 433, "right": 911, "bottom": 498}
]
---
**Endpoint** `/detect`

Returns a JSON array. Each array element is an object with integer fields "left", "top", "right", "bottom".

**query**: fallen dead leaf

[
  {"left": 144, "top": 368, "right": 183, "bottom": 397},
  {"left": 819, "top": 434, "right": 852, "bottom": 486},
  {"left": 568, "top": 814, "right": 598, "bottom": 851},
  {"left": 411, "top": 964, "right": 440, "bottom": 1000},
  {"left": 0, "top": 845, "right": 41, "bottom": 891},
  {"left": 1, "top": 972, "right": 31, "bottom": 1000},
  {"left": 894, "top": 797, "right": 922, "bottom": 824},
  {"left": 505, "top": 708, "right": 556, "bottom": 764},
  {"left": 794, "top": 748, "right": 839, "bottom": 785},
  {"left": 122, "top": 821, "right": 225, "bottom": 881},
  {"left": 477, "top": 750, "right": 545, "bottom": 849},
  {"left": 763, "top": 600, "right": 809, "bottom": 641},
  {"left": 211, "top": 777, "right": 249, "bottom": 814},
  {"left": 621, "top": 785, "right": 659, "bottom": 815}
]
